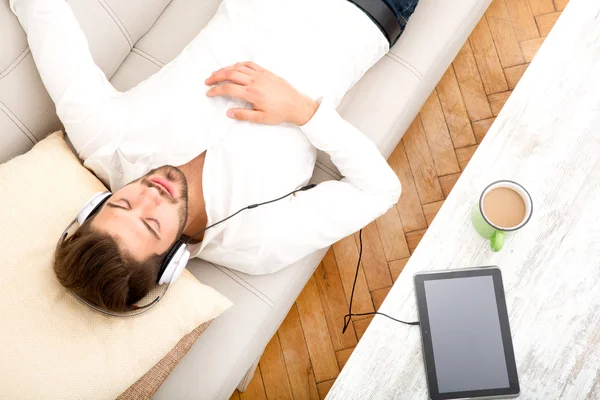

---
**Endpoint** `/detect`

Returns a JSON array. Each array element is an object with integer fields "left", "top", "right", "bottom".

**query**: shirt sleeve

[
  {"left": 254, "top": 97, "right": 402, "bottom": 274},
  {"left": 12, "top": 0, "right": 121, "bottom": 159}
]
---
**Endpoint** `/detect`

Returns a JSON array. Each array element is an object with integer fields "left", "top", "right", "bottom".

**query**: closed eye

[
  {"left": 141, "top": 220, "right": 161, "bottom": 240},
  {"left": 147, "top": 217, "right": 161, "bottom": 231},
  {"left": 121, "top": 198, "right": 132, "bottom": 209},
  {"left": 106, "top": 198, "right": 161, "bottom": 240}
]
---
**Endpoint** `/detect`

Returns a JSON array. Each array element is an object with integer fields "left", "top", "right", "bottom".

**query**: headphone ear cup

[
  {"left": 157, "top": 242, "right": 190, "bottom": 285},
  {"left": 77, "top": 192, "right": 112, "bottom": 224},
  {"left": 170, "top": 248, "right": 190, "bottom": 283}
]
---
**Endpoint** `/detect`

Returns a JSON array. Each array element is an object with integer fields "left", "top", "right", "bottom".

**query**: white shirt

[{"left": 16, "top": 0, "right": 401, "bottom": 274}]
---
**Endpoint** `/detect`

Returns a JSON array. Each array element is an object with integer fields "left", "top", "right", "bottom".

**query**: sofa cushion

[
  {"left": 100, "top": 0, "right": 172, "bottom": 47},
  {"left": 134, "top": 0, "right": 223, "bottom": 65},
  {"left": 0, "top": 132, "right": 232, "bottom": 399},
  {"left": 390, "top": 0, "right": 491, "bottom": 79},
  {"left": 155, "top": 258, "right": 273, "bottom": 399},
  {"left": 0, "top": 108, "right": 35, "bottom": 164},
  {"left": 0, "top": 0, "right": 27, "bottom": 74}
]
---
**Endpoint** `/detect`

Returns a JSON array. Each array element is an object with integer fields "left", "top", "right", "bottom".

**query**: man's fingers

[
  {"left": 205, "top": 68, "right": 252, "bottom": 86},
  {"left": 227, "top": 108, "right": 266, "bottom": 123},
  {"left": 205, "top": 62, "right": 265, "bottom": 85},
  {"left": 236, "top": 66, "right": 257, "bottom": 77},
  {"left": 205, "top": 67, "right": 230, "bottom": 85},
  {"left": 206, "top": 84, "right": 251, "bottom": 102},
  {"left": 237, "top": 61, "right": 265, "bottom": 72}
]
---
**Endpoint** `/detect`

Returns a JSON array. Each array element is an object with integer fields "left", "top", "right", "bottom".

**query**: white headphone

[
  {"left": 57, "top": 191, "right": 190, "bottom": 317},
  {"left": 63, "top": 191, "right": 191, "bottom": 285}
]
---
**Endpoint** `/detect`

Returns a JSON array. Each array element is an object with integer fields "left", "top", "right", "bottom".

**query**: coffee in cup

[{"left": 472, "top": 180, "right": 533, "bottom": 251}]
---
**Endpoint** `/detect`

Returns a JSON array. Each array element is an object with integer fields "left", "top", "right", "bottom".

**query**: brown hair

[{"left": 53, "top": 217, "right": 166, "bottom": 312}]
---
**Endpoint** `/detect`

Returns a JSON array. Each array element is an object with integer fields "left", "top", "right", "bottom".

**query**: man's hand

[{"left": 205, "top": 62, "right": 319, "bottom": 126}]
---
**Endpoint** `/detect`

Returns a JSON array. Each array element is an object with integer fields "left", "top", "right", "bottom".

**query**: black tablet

[{"left": 414, "top": 267, "right": 520, "bottom": 400}]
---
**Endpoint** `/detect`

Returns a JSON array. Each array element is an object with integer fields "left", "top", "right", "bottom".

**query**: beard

[{"left": 138, "top": 165, "right": 189, "bottom": 237}]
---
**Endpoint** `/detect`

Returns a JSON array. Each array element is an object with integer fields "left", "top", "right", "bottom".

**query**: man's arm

[
  {"left": 255, "top": 101, "right": 401, "bottom": 272},
  {"left": 205, "top": 62, "right": 401, "bottom": 273},
  {"left": 10, "top": 0, "right": 120, "bottom": 157}
]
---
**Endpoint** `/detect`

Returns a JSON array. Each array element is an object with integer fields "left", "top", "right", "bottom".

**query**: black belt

[{"left": 348, "top": 0, "right": 406, "bottom": 46}]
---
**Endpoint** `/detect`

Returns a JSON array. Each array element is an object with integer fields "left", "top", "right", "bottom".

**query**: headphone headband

[
  {"left": 58, "top": 191, "right": 190, "bottom": 317},
  {"left": 76, "top": 192, "right": 111, "bottom": 225}
]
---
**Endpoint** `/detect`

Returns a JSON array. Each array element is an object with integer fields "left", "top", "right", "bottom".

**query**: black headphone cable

[
  {"left": 342, "top": 229, "right": 419, "bottom": 334},
  {"left": 185, "top": 184, "right": 316, "bottom": 245},
  {"left": 179, "top": 182, "right": 419, "bottom": 330}
]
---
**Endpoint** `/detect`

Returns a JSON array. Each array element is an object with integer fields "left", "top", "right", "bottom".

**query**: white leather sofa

[{"left": 0, "top": 0, "right": 491, "bottom": 398}]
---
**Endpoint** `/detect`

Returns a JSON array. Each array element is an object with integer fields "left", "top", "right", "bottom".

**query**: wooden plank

[
  {"left": 353, "top": 221, "right": 393, "bottom": 291},
  {"left": 472, "top": 117, "right": 496, "bottom": 143},
  {"left": 536, "top": 11, "right": 561, "bottom": 36},
  {"left": 279, "top": 305, "right": 320, "bottom": 400},
  {"left": 452, "top": 43, "right": 494, "bottom": 121},
  {"left": 388, "top": 258, "right": 409, "bottom": 282},
  {"left": 230, "top": 390, "right": 241, "bottom": 400},
  {"left": 387, "top": 141, "right": 427, "bottom": 232},
  {"left": 402, "top": 116, "right": 444, "bottom": 204},
  {"left": 406, "top": 229, "right": 427, "bottom": 253},
  {"left": 505, "top": 0, "right": 540, "bottom": 41},
  {"left": 528, "top": 0, "right": 555, "bottom": 15},
  {"left": 315, "top": 250, "right": 358, "bottom": 351},
  {"left": 553, "top": 0, "right": 568, "bottom": 11},
  {"left": 353, "top": 317, "right": 374, "bottom": 341},
  {"left": 486, "top": 0, "right": 525, "bottom": 68},
  {"left": 423, "top": 200, "right": 445, "bottom": 226},
  {"left": 375, "top": 207, "right": 410, "bottom": 261},
  {"left": 419, "top": 91, "right": 461, "bottom": 175},
  {"left": 259, "top": 335, "right": 294, "bottom": 400},
  {"left": 436, "top": 67, "right": 477, "bottom": 149},
  {"left": 336, "top": 347, "right": 355, "bottom": 371},
  {"left": 505, "top": 63, "right": 529, "bottom": 89},
  {"left": 240, "top": 365, "right": 267, "bottom": 400},
  {"left": 332, "top": 236, "right": 374, "bottom": 316},
  {"left": 317, "top": 379, "right": 336, "bottom": 400},
  {"left": 439, "top": 172, "right": 461, "bottom": 198},
  {"left": 469, "top": 17, "right": 509, "bottom": 95},
  {"left": 371, "top": 287, "right": 391, "bottom": 310},
  {"left": 296, "top": 275, "right": 340, "bottom": 382},
  {"left": 489, "top": 90, "right": 512, "bottom": 116},
  {"left": 520, "top": 37, "right": 545, "bottom": 62},
  {"left": 456, "top": 145, "right": 479, "bottom": 170}
]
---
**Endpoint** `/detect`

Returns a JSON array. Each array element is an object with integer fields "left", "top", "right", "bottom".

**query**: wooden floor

[{"left": 232, "top": 0, "right": 569, "bottom": 398}]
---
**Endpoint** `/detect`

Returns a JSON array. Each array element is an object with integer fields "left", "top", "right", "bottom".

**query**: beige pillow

[{"left": 0, "top": 132, "right": 232, "bottom": 399}]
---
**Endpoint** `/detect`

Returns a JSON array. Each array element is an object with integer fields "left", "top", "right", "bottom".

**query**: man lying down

[{"left": 11, "top": 0, "right": 419, "bottom": 312}]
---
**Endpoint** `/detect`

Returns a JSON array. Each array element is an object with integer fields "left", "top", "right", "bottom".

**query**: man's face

[{"left": 92, "top": 166, "right": 189, "bottom": 261}]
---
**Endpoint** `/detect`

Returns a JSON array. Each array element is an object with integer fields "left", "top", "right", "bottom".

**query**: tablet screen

[
  {"left": 424, "top": 276, "right": 508, "bottom": 392},
  {"left": 414, "top": 268, "right": 520, "bottom": 400}
]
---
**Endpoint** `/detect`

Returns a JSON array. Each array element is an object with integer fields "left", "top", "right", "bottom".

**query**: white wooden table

[{"left": 327, "top": 0, "right": 600, "bottom": 398}]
